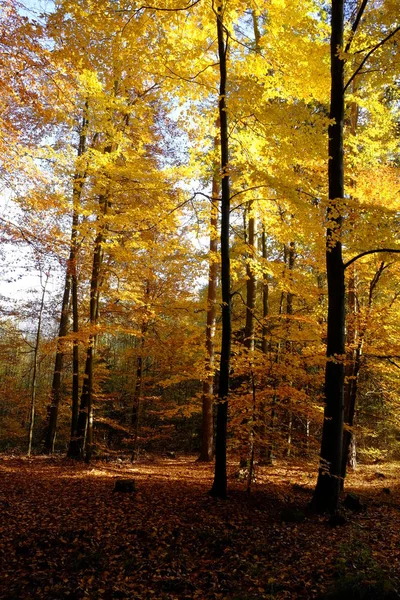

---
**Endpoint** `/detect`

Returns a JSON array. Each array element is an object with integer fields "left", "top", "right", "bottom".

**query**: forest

[{"left": 0, "top": 0, "right": 399, "bottom": 598}]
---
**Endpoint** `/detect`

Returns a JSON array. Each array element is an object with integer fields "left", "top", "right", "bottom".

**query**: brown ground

[{"left": 0, "top": 455, "right": 399, "bottom": 599}]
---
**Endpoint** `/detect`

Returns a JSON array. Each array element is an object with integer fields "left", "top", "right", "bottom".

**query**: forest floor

[{"left": 1, "top": 455, "right": 400, "bottom": 600}]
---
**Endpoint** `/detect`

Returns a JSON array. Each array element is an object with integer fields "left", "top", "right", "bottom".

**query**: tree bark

[
  {"left": 210, "top": 1, "right": 231, "bottom": 499},
  {"left": 311, "top": 0, "right": 345, "bottom": 513}
]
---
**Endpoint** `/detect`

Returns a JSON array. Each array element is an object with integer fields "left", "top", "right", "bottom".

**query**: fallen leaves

[{"left": 0, "top": 456, "right": 399, "bottom": 599}]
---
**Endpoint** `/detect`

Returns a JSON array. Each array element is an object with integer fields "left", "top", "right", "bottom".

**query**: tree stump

[{"left": 113, "top": 479, "right": 136, "bottom": 493}]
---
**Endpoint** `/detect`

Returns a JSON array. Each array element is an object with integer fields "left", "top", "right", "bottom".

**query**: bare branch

[
  {"left": 121, "top": 0, "right": 203, "bottom": 32},
  {"left": 164, "top": 62, "right": 219, "bottom": 87},
  {"left": 344, "top": 25, "right": 400, "bottom": 93},
  {"left": 344, "top": 0, "right": 369, "bottom": 54},
  {"left": 343, "top": 248, "right": 400, "bottom": 269}
]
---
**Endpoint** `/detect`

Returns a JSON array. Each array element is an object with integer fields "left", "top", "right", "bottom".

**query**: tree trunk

[
  {"left": 258, "top": 227, "right": 270, "bottom": 463},
  {"left": 28, "top": 270, "right": 50, "bottom": 456},
  {"left": 210, "top": 1, "right": 231, "bottom": 499},
  {"left": 285, "top": 241, "right": 295, "bottom": 457},
  {"left": 68, "top": 194, "right": 108, "bottom": 461},
  {"left": 311, "top": 0, "right": 345, "bottom": 513},
  {"left": 43, "top": 270, "right": 71, "bottom": 454},
  {"left": 45, "top": 116, "right": 86, "bottom": 454},
  {"left": 69, "top": 239, "right": 80, "bottom": 454},
  {"left": 246, "top": 371, "right": 257, "bottom": 493},
  {"left": 131, "top": 314, "right": 148, "bottom": 462},
  {"left": 198, "top": 122, "right": 220, "bottom": 463},
  {"left": 239, "top": 204, "right": 257, "bottom": 469},
  {"left": 341, "top": 263, "right": 357, "bottom": 485},
  {"left": 261, "top": 228, "right": 269, "bottom": 355},
  {"left": 244, "top": 204, "right": 257, "bottom": 352},
  {"left": 341, "top": 261, "right": 385, "bottom": 483}
]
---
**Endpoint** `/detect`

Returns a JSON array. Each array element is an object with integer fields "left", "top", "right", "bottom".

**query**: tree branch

[
  {"left": 343, "top": 248, "right": 400, "bottom": 269},
  {"left": 344, "top": 0, "right": 369, "bottom": 54},
  {"left": 121, "top": 0, "right": 203, "bottom": 32},
  {"left": 344, "top": 25, "right": 400, "bottom": 93}
]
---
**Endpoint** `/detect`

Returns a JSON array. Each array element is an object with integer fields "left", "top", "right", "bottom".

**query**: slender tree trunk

[
  {"left": 45, "top": 116, "right": 86, "bottom": 454},
  {"left": 286, "top": 412, "right": 293, "bottom": 457},
  {"left": 311, "top": 0, "right": 345, "bottom": 513},
  {"left": 210, "top": 1, "right": 231, "bottom": 498},
  {"left": 131, "top": 315, "right": 148, "bottom": 462},
  {"left": 28, "top": 270, "right": 50, "bottom": 456},
  {"left": 341, "top": 261, "right": 386, "bottom": 483},
  {"left": 261, "top": 229, "right": 269, "bottom": 355},
  {"left": 258, "top": 227, "right": 270, "bottom": 463},
  {"left": 69, "top": 195, "right": 108, "bottom": 461},
  {"left": 246, "top": 371, "right": 257, "bottom": 493},
  {"left": 305, "top": 418, "right": 310, "bottom": 456},
  {"left": 266, "top": 245, "right": 286, "bottom": 465},
  {"left": 69, "top": 239, "right": 80, "bottom": 454},
  {"left": 285, "top": 241, "right": 295, "bottom": 457},
  {"left": 131, "top": 352, "right": 143, "bottom": 462},
  {"left": 340, "top": 82, "right": 359, "bottom": 484},
  {"left": 198, "top": 123, "right": 220, "bottom": 462},
  {"left": 286, "top": 242, "right": 295, "bottom": 319},
  {"left": 341, "top": 263, "right": 357, "bottom": 486},
  {"left": 266, "top": 400, "right": 276, "bottom": 464},
  {"left": 244, "top": 204, "right": 257, "bottom": 352},
  {"left": 240, "top": 204, "right": 257, "bottom": 469},
  {"left": 43, "top": 271, "right": 71, "bottom": 454}
]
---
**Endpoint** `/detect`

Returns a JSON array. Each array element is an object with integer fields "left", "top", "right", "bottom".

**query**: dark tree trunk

[
  {"left": 210, "top": 2, "right": 231, "bottom": 499},
  {"left": 198, "top": 123, "right": 219, "bottom": 463},
  {"left": 45, "top": 116, "right": 87, "bottom": 455},
  {"left": 311, "top": 0, "right": 345, "bottom": 513},
  {"left": 44, "top": 271, "right": 71, "bottom": 454}
]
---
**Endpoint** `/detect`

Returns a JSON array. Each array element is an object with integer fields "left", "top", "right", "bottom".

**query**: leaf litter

[{"left": 0, "top": 456, "right": 400, "bottom": 599}]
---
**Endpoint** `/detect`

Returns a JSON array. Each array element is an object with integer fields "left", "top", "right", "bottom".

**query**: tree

[
  {"left": 210, "top": 0, "right": 231, "bottom": 499},
  {"left": 44, "top": 109, "right": 87, "bottom": 454},
  {"left": 312, "top": 0, "right": 400, "bottom": 512}
]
